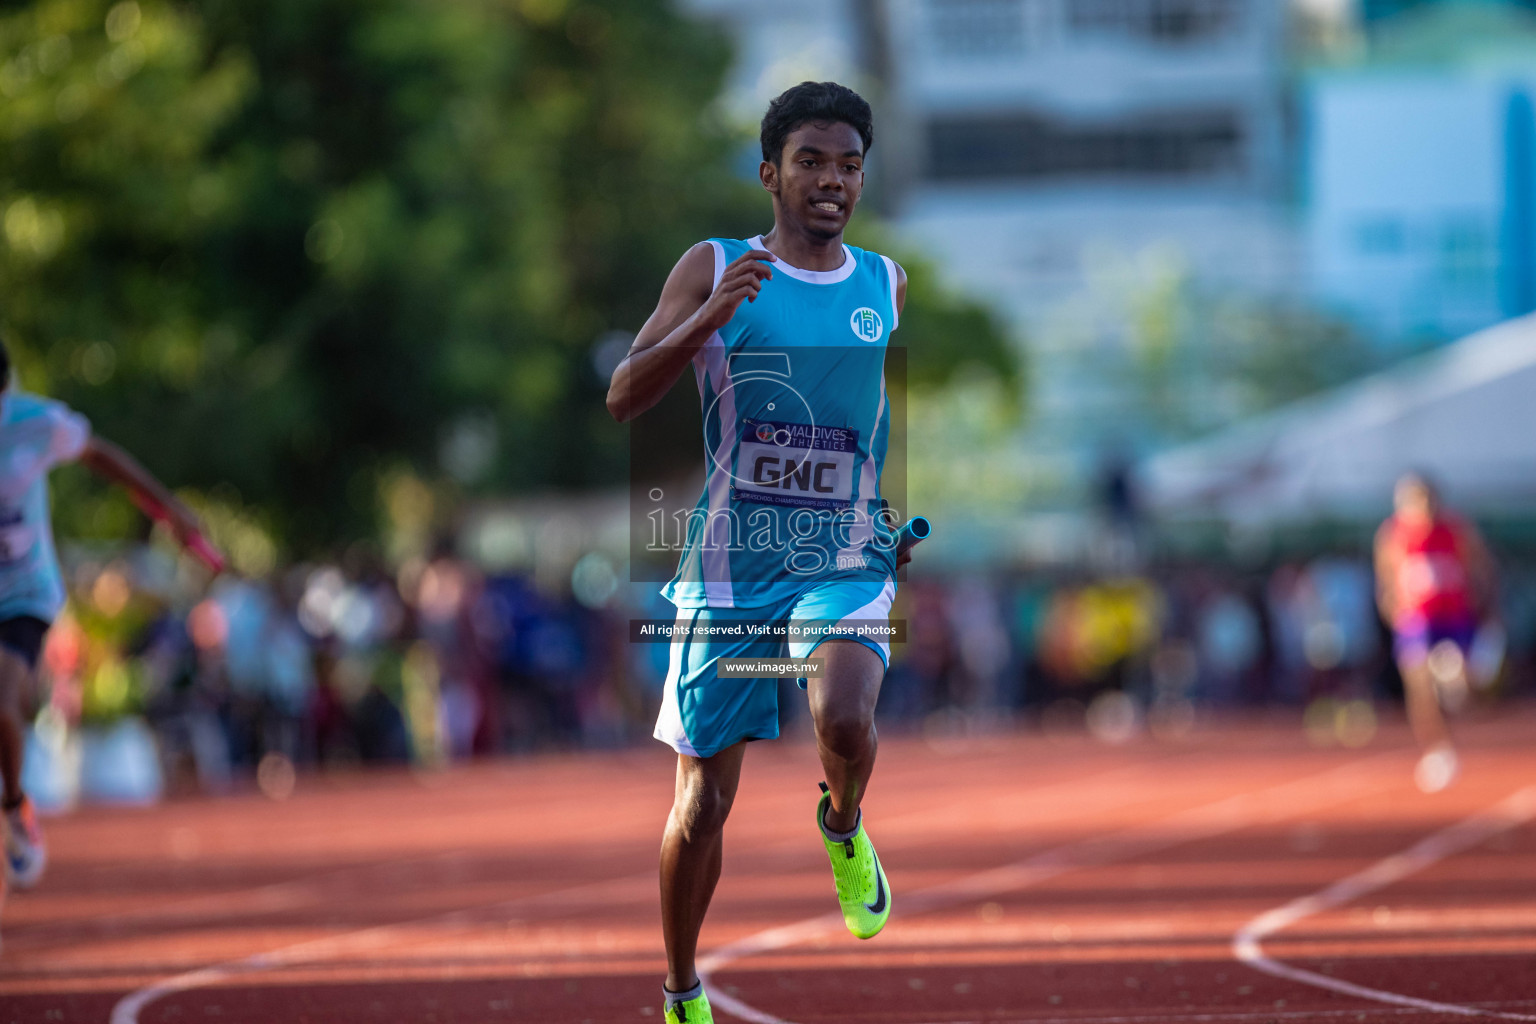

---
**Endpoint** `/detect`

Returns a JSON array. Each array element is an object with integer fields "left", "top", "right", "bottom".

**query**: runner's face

[
  {"left": 765, "top": 121, "right": 864, "bottom": 240},
  {"left": 1395, "top": 480, "right": 1434, "bottom": 523}
]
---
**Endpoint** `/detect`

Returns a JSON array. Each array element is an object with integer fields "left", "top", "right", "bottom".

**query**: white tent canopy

[{"left": 1140, "top": 314, "right": 1536, "bottom": 524}]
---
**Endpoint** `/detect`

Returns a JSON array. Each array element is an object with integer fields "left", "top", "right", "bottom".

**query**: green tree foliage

[
  {"left": 1, "top": 0, "right": 255, "bottom": 540},
  {"left": 2, "top": 0, "right": 754, "bottom": 550},
  {"left": 1, "top": 0, "right": 1015, "bottom": 555}
]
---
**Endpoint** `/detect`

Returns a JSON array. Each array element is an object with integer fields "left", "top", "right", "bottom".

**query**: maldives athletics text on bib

[{"left": 734, "top": 419, "right": 858, "bottom": 510}]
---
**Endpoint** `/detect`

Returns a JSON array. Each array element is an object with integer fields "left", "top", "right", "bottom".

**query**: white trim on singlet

[
  {"left": 670, "top": 241, "right": 740, "bottom": 609},
  {"left": 700, "top": 336, "right": 737, "bottom": 607},
  {"left": 692, "top": 241, "right": 728, "bottom": 391},
  {"left": 748, "top": 235, "right": 856, "bottom": 285},
  {"left": 708, "top": 239, "right": 727, "bottom": 290},
  {"left": 879, "top": 255, "right": 900, "bottom": 331},
  {"left": 835, "top": 373, "right": 888, "bottom": 571}
]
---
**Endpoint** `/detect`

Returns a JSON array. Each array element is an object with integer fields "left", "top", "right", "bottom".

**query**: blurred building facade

[
  {"left": 1359, "top": 0, "right": 1536, "bottom": 28},
  {"left": 891, "top": 0, "right": 1295, "bottom": 309},
  {"left": 688, "top": 0, "right": 1295, "bottom": 301},
  {"left": 1304, "top": 2, "right": 1536, "bottom": 343},
  {"left": 890, "top": 0, "right": 1298, "bottom": 490},
  {"left": 687, "top": 0, "right": 1300, "bottom": 499},
  {"left": 683, "top": 0, "right": 1536, "bottom": 519}
]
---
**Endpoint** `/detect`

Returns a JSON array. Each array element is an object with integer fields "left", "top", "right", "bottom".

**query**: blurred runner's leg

[{"left": 0, "top": 633, "right": 47, "bottom": 889}]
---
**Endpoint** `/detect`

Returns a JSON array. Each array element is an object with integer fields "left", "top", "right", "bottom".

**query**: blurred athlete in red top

[{"left": 1374, "top": 473, "right": 1496, "bottom": 792}]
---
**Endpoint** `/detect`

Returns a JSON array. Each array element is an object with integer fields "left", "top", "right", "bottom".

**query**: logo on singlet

[{"left": 850, "top": 307, "right": 883, "bottom": 342}]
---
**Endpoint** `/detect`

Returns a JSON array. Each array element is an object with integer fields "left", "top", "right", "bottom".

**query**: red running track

[{"left": 2, "top": 711, "right": 1534, "bottom": 1024}]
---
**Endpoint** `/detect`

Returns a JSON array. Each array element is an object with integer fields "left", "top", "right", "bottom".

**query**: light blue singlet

[
  {"left": 663, "top": 235, "right": 901, "bottom": 610},
  {"left": 0, "top": 392, "right": 91, "bottom": 624}
]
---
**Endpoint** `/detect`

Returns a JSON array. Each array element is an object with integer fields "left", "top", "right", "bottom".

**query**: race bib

[{"left": 734, "top": 420, "right": 858, "bottom": 510}]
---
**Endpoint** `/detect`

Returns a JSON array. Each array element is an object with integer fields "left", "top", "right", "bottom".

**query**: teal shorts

[{"left": 653, "top": 579, "right": 895, "bottom": 758}]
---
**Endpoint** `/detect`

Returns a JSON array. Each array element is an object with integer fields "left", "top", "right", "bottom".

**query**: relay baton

[
  {"left": 129, "top": 492, "right": 227, "bottom": 574},
  {"left": 895, "top": 515, "right": 932, "bottom": 559}
]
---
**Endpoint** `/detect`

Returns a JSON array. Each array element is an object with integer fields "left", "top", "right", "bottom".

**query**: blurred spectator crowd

[
  {"left": 36, "top": 540, "right": 1536, "bottom": 793},
  {"left": 883, "top": 555, "right": 1535, "bottom": 745},
  {"left": 45, "top": 543, "right": 651, "bottom": 793}
]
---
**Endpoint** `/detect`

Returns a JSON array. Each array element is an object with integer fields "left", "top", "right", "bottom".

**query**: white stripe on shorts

[{"left": 653, "top": 610, "right": 700, "bottom": 757}]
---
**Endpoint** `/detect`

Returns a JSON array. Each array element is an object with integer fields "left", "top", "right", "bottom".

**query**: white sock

[
  {"left": 821, "top": 807, "right": 861, "bottom": 842},
  {"left": 664, "top": 980, "right": 702, "bottom": 1009}
]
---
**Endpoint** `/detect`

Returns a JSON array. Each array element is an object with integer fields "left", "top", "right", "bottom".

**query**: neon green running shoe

[
  {"left": 663, "top": 986, "right": 712, "bottom": 1024},
  {"left": 817, "top": 782, "right": 891, "bottom": 939}
]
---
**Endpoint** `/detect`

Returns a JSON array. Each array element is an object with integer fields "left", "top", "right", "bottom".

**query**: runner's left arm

[{"left": 76, "top": 436, "right": 205, "bottom": 544}]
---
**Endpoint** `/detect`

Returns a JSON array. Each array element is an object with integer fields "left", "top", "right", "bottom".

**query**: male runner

[
  {"left": 0, "top": 338, "right": 210, "bottom": 902},
  {"left": 1373, "top": 472, "right": 1497, "bottom": 793},
  {"left": 608, "top": 82, "right": 910, "bottom": 1024}
]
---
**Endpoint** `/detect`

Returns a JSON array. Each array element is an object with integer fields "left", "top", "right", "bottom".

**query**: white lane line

[
  {"left": 98, "top": 743, "right": 1207, "bottom": 1021},
  {"left": 700, "top": 756, "right": 1401, "bottom": 1024},
  {"left": 908, "top": 1001, "right": 1536, "bottom": 1024},
  {"left": 683, "top": 760, "right": 1190, "bottom": 1024},
  {"left": 1233, "top": 783, "right": 1536, "bottom": 1022},
  {"left": 107, "top": 870, "right": 656, "bottom": 1024},
  {"left": 109, "top": 751, "right": 1124, "bottom": 1024}
]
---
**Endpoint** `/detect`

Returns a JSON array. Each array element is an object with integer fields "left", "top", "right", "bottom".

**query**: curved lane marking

[
  {"left": 1233, "top": 783, "right": 1536, "bottom": 1022},
  {"left": 701, "top": 756, "right": 1400, "bottom": 1024},
  {"left": 108, "top": 870, "right": 654, "bottom": 1024}
]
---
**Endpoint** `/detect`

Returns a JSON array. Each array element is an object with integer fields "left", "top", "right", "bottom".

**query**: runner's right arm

[
  {"left": 78, "top": 437, "right": 205, "bottom": 543},
  {"left": 1372, "top": 522, "right": 1398, "bottom": 625},
  {"left": 606, "top": 244, "right": 775, "bottom": 423}
]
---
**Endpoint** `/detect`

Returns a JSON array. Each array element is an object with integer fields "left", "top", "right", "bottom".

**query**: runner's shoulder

[
  {"left": 848, "top": 244, "right": 906, "bottom": 293},
  {"left": 1438, "top": 511, "right": 1477, "bottom": 546},
  {"left": 1375, "top": 516, "right": 1399, "bottom": 546},
  {"left": 1437, "top": 511, "right": 1469, "bottom": 532},
  {"left": 668, "top": 241, "right": 722, "bottom": 296},
  {"left": 3, "top": 391, "right": 74, "bottom": 425}
]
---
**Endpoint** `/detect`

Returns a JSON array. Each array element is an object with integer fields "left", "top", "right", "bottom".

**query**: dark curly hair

[
  {"left": 760, "top": 81, "right": 873, "bottom": 165},
  {"left": 0, "top": 333, "right": 9, "bottom": 388}
]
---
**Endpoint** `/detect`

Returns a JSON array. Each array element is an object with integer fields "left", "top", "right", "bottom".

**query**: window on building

[
  {"left": 1068, "top": 0, "right": 1240, "bottom": 42},
  {"left": 926, "top": 110, "right": 1246, "bottom": 181},
  {"left": 929, "top": 0, "right": 1029, "bottom": 56}
]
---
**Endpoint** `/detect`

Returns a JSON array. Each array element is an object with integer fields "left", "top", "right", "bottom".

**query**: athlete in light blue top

[
  {"left": 0, "top": 338, "right": 211, "bottom": 902},
  {"left": 660, "top": 231, "right": 901, "bottom": 611},
  {"left": 608, "top": 82, "right": 915, "bottom": 1024},
  {"left": 0, "top": 392, "right": 91, "bottom": 626}
]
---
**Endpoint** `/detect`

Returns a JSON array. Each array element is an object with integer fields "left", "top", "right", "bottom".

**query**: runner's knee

[
  {"left": 813, "top": 705, "right": 874, "bottom": 760},
  {"left": 671, "top": 773, "right": 735, "bottom": 841}
]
